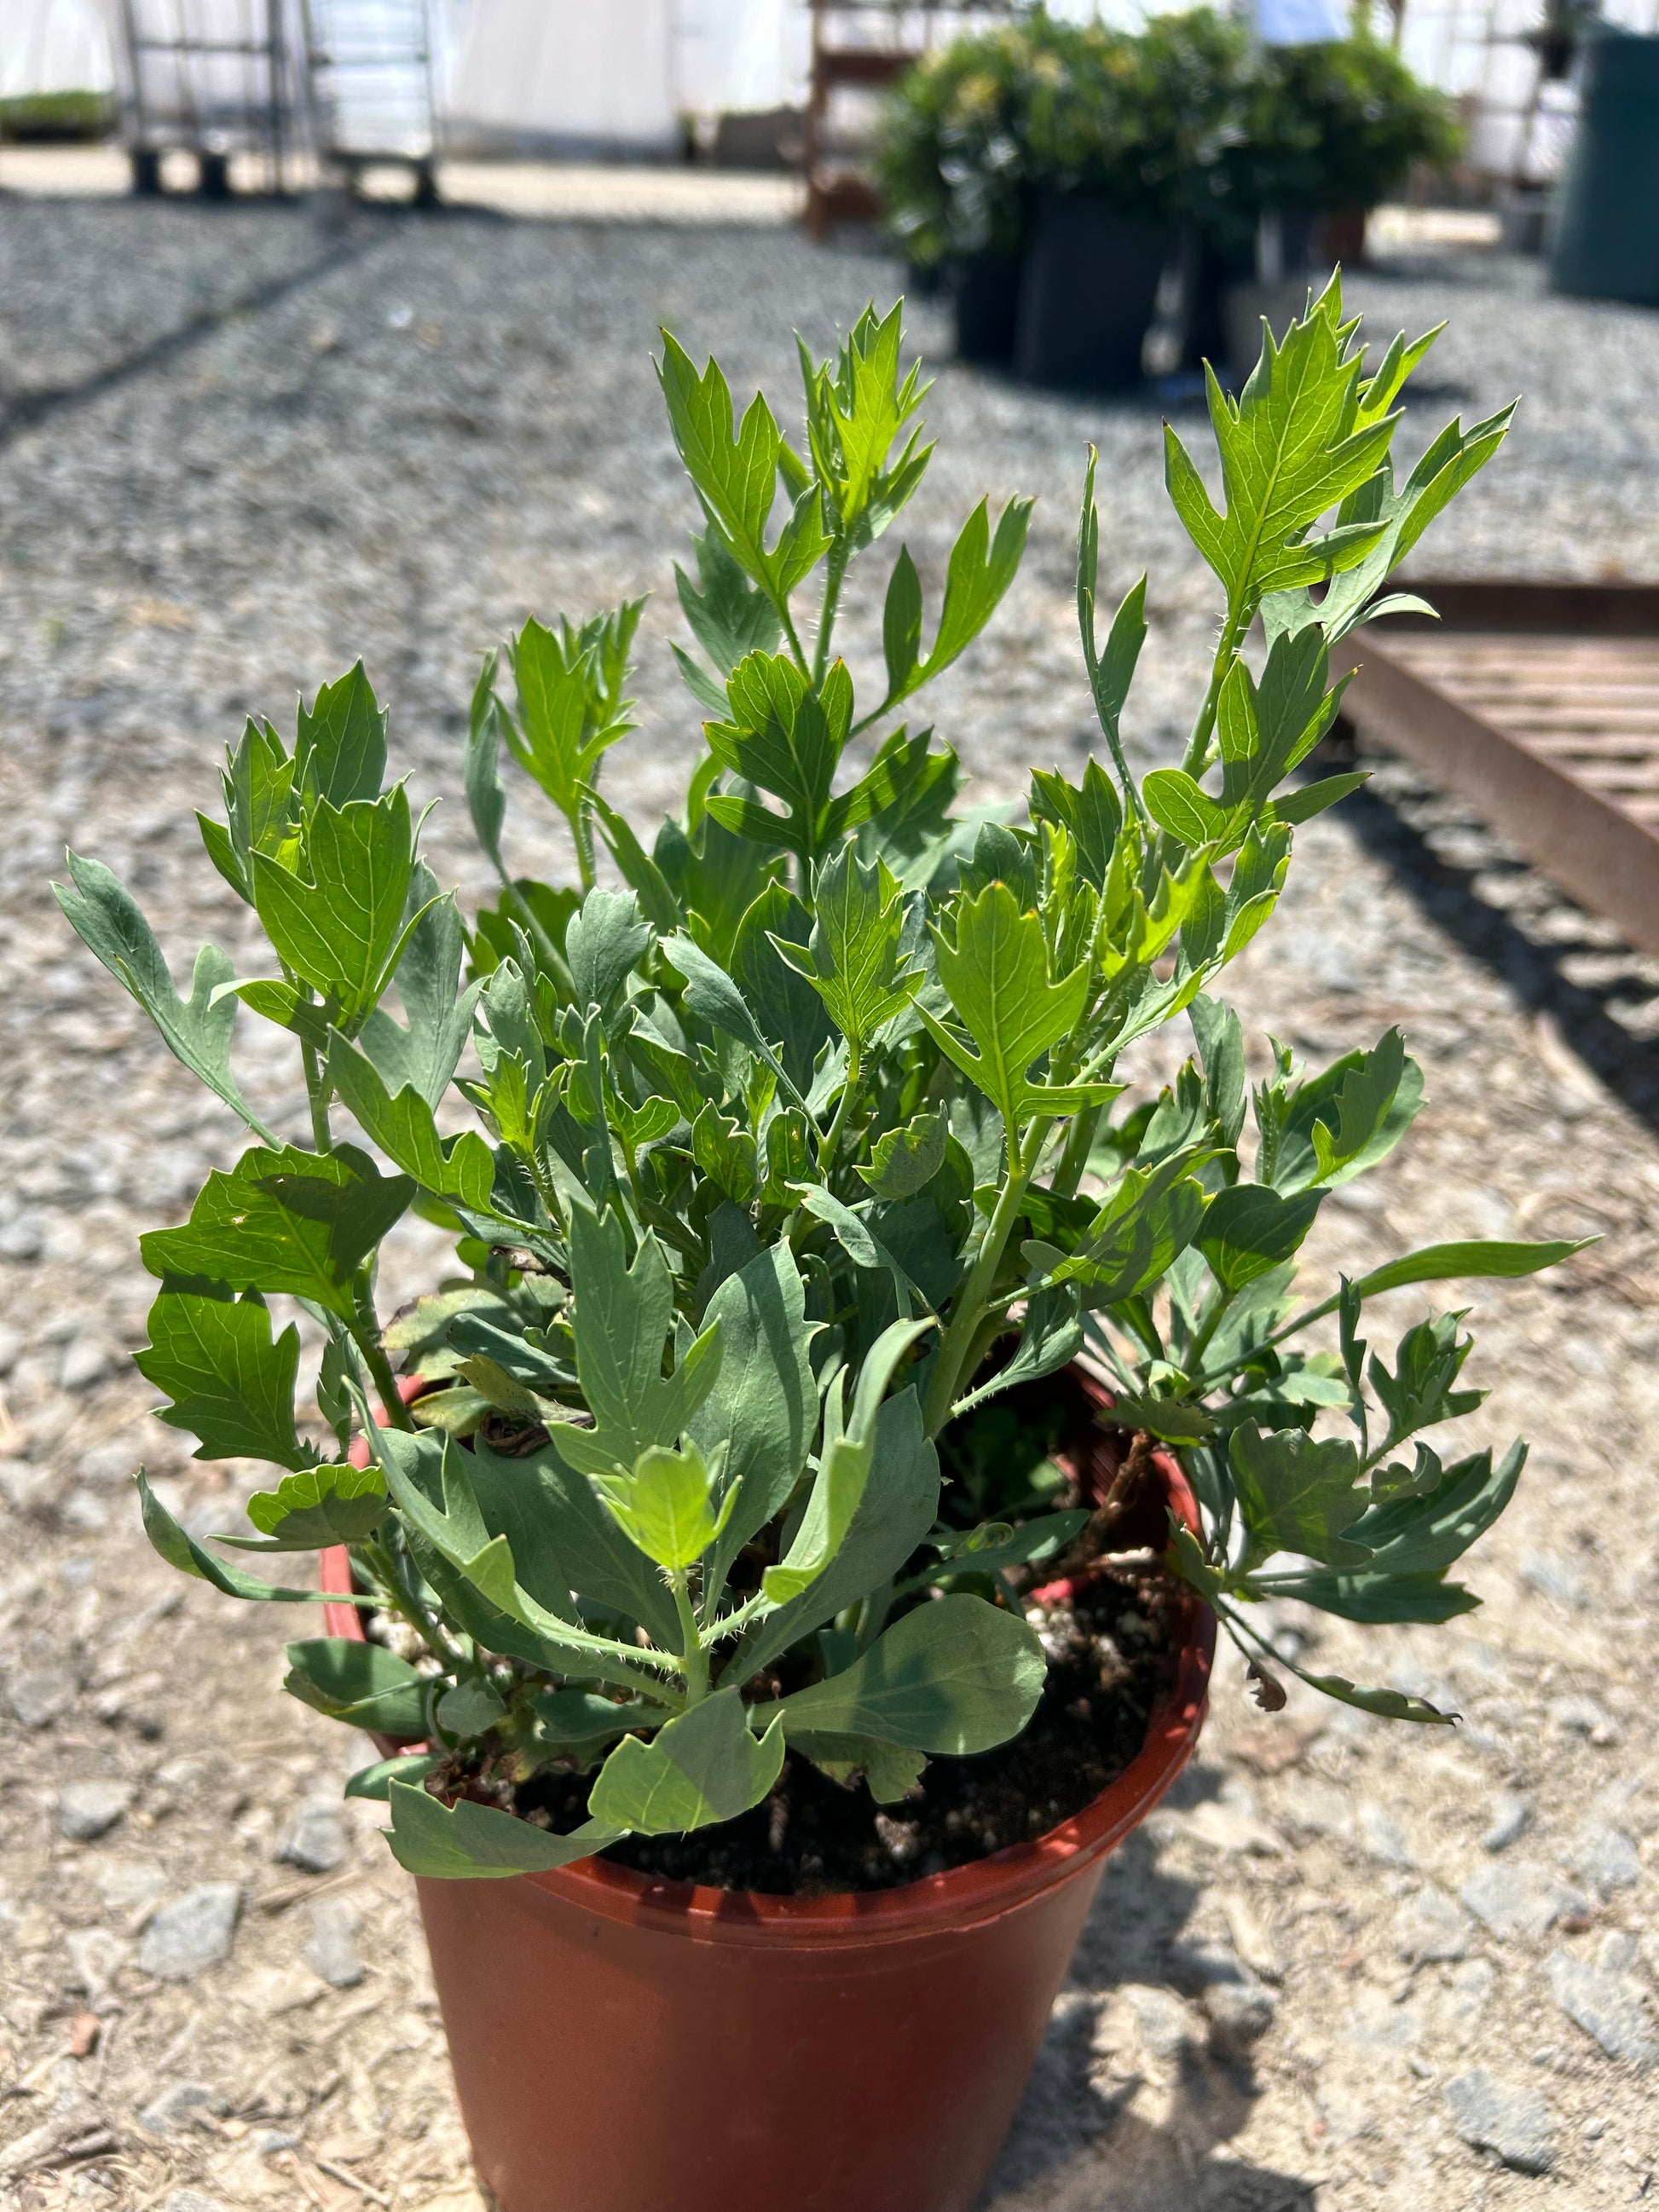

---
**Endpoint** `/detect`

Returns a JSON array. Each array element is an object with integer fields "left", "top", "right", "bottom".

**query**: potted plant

[
  {"left": 1014, "top": 6, "right": 1247, "bottom": 391},
  {"left": 877, "top": 10, "right": 1245, "bottom": 387},
  {"left": 874, "top": 18, "right": 1055, "bottom": 367},
  {"left": 60, "top": 287, "right": 1565, "bottom": 2212}
]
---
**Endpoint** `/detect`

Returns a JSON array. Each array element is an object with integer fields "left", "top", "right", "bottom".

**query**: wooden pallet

[{"left": 1332, "top": 580, "right": 1659, "bottom": 958}]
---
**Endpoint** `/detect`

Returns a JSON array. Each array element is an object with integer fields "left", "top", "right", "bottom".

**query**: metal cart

[
  {"left": 298, "top": 0, "right": 439, "bottom": 201},
  {"left": 111, "top": 0, "right": 300, "bottom": 197}
]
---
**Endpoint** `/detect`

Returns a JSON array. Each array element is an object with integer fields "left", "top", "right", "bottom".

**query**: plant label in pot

[{"left": 61, "top": 286, "right": 1566, "bottom": 2212}]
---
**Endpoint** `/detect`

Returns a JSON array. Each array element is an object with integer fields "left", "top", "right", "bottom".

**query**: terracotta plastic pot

[{"left": 321, "top": 1389, "right": 1214, "bottom": 2212}]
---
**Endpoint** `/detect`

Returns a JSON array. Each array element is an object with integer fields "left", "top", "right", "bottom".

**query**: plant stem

[
  {"left": 500, "top": 863, "right": 576, "bottom": 995},
  {"left": 1051, "top": 1102, "right": 1103, "bottom": 1200},
  {"left": 350, "top": 1267, "right": 413, "bottom": 1433},
  {"left": 1185, "top": 1284, "right": 1236, "bottom": 1372},
  {"left": 816, "top": 1041, "right": 860, "bottom": 1174},
  {"left": 301, "top": 1037, "right": 332, "bottom": 1153},
  {"left": 1180, "top": 598, "right": 1251, "bottom": 779},
  {"left": 361, "top": 1536, "right": 467, "bottom": 1672},
  {"left": 777, "top": 597, "right": 811, "bottom": 677},
  {"left": 922, "top": 1114, "right": 1052, "bottom": 1436},
  {"left": 812, "top": 543, "right": 849, "bottom": 686},
  {"left": 671, "top": 1574, "right": 708, "bottom": 1707}
]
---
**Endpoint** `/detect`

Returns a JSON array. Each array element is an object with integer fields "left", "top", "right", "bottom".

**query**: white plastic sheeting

[
  {"left": 445, "top": 0, "right": 818, "bottom": 153},
  {"left": 446, "top": 0, "right": 679, "bottom": 153},
  {"left": 0, "top": 0, "right": 113, "bottom": 97}
]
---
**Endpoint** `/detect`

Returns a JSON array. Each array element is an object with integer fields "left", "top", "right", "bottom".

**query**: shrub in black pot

[
  {"left": 875, "top": 23, "right": 1043, "bottom": 366},
  {"left": 1015, "top": 9, "right": 1245, "bottom": 390},
  {"left": 876, "top": 10, "right": 1242, "bottom": 384}
]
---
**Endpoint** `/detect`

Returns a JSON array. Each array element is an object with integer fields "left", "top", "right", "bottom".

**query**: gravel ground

[{"left": 1, "top": 184, "right": 1656, "bottom": 2212}]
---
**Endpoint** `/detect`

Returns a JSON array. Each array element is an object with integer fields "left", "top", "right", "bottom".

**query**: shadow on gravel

[
  {"left": 980, "top": 1768, "right": 1315, "bottom": 2212},
  {"left": 0, "top": 231, "right": 378, "bottom": 448},
  {"left": 1331, "top": 743, "right": 1659, "bottom": 1132}
]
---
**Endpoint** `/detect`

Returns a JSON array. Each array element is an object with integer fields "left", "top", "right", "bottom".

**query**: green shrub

[
  {"left": 877, "top": 9, "right": 1460, "bottom": 270},
  {"left": 61, "top": 290, "right": 1563, "bottom": 1882}
]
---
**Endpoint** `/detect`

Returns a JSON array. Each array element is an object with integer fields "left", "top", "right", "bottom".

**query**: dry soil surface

[{"left": 0, "top": 184, "right": 1656, "bottom": 2212}]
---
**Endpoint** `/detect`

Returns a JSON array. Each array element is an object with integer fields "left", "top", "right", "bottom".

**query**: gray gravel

[{"left": 2, "top": 185, "right": 1657, "bottom": 2209}]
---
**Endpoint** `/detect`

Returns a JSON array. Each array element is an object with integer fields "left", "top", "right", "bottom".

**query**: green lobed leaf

[
  {"left": 136, "top": 1469, "right": 338, "bottom": 1603},
  {"left": 556, "top": 1204, "right": 723, "bottom": 1480},
  {"left": 920, "top": 882, "right": 1112, "bottom": 1129},
  {"left": 356, "top": 865, "right": 483, "bottom": 1110},
  {"left": 1229, "top": 1424, "right": 1373, "bottom": 1568},
  {"left": 251, "top": 788, "right": 419, "bottom": 1026},
  {"left": 1347, "top": 1240, "right": 1587, "bottom": 1301},
  {"left": 284, "top": 1638, "right": 430, "bottom": 1735},
  {"left": 135, "top": 1281, "right": 312, "bottom": 1469},
  {"left": 55, "top": 853, "right": 273, "bottom": 1141},
  {"left": 858, "top": 1108, "right": 948, "bottom": 1200},
  {"left": 386, "top": 1780, "right": 621, "bottom": 1880},
  {"left": 140, "top": 1143, "right": 413, "bottom": 1322},
  {"left": 229, "top": 1461, "right": 387, "bottom": 1551},
  {"left": 327, "top": 1036, "right": 496, "bottom": 1213},
  {"left": 1200, "top": 1184, "right": 1323, "bottom": 1291},
  {"left": 295, "top": 661, "right": 388, "bottom": 807},
  {"left": 766, "top": 1593, "right": 1046, "bottom": 1755},
  {"left": 587, "top": 1689, "right": 784, "bottom": 1835},
  {"left": 598, "top": 1438, "right": 736, "bottom": 1571},
  {"left": 689, "top": 1240, "right": 818, "bottom": 1597}
]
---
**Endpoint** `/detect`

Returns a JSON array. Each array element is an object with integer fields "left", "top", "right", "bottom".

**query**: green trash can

[{"left": 1550, "top": 28, "right": 1659, "bottom": 303}]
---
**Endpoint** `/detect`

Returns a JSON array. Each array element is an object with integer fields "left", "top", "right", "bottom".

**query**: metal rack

[
  {"left": 298, "top": 0, "right": 438, "bottom": 196},
  {"left": 803, "top": 3, "right": 1009, "bottom": 239},
  {"left": 113, "top": 0, "right": 298, "bottom": 196}
]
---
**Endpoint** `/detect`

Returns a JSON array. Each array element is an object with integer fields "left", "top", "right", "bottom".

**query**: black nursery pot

[
  {"left": 951, "top": 251, "right": 1025, "bottom": 366},
  {"left": 1014, "top": 193, "right": 1171, "bottom": 393}
]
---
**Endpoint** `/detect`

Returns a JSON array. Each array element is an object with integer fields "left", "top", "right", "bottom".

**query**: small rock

[
  {"left": 79, "top": 1441, "right": 140, "bottom": 1487},
  {"left": 1443, "top": 1957, "right": 1496, "bottom": 2042},
  {"left": 302, "top": 1897, "right": 364, "bottom": 1990},
  {"left": 251, "top": 2132, "right": 302, "bottom": 2154},
  {"left": 275, "top": 1799, "right": 349, "bottom": 1876},
  {"left": 59, "top": 1339, "right": 116, "bottom": 1393},
  {"left": 1394, "top": 1885, "right": 1473, "bottom": 1964},
  {"left": 1460, "top": 1861, "right": 1588, "bottom": 1943},
  {"left": 1218, "top": 1891, "right": 1283, "bottom": 1984},
  {"left": 61, "top": 1489, "right": 108, "bottom": 1531},
  {"left": 0, "top": 1211, "right": 46, "bottom": 1260},
  {"left": 0, "top": 1458, "right": 55, "bottom": 1516},
  {"left": 137, "top": 2081, "right": 228, "bottom": 2135},
  {"left": 1356, "top": 1800, "right": 1413, "bottom": 1868},
  {"left": 94, "top": 1857, "right": 168, "bottom": 1915},
  {"left": 1598, "top": 1932, "right": 1639, "bottom": 1976},
  {"left": 1445, "top": 2070, "right": 1554, "bottom": 2174},
  {"left": 1547, "top": 1695, "right": 1620, "bottom": 1745},
  {"left": 58, "top": 1779, "right": 136, "bottom": 1842},
  {"left": 1277, "top": 1776, "right": 1351, "bottom": 1840},
  {"left": 9, "top": 1665, "right": 78, "bottom": 1730},
  {"left": 138, "top": 1883, "right": 241, "bottom": 1981},
  {"left": 1520, "top": 1551, "right": 1590, "bottom": 1609},
  {"left": 1582, "top": 2115, "right": 1608, "bottom": 2140},
  {"left": 1202, "top": 1977, "right": 1276, "bottom": 2057},
  {"left": 162, "top": 2197, "right": 232, "bottom": 2212},
  {"left": 1547, "top": 1952, "right": 1657, "bottom": 2069},
  {"left": 1563, "top": 1822, "right": 1640, "bottom": 1895},
  {"left": 1119, "top": 1984, "right": 1200, "bottom": 2064},
  {"left": 1482, "top": 1793, "right": 1531, "bottom": 1853},
  {"left": 64, "top": 1927, "right": 128, "bottom": 2003}
]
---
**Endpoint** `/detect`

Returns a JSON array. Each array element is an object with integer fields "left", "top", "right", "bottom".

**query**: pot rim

[{"left": 321, "top": 1377, "right": 1214, "bottom": 1948}]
